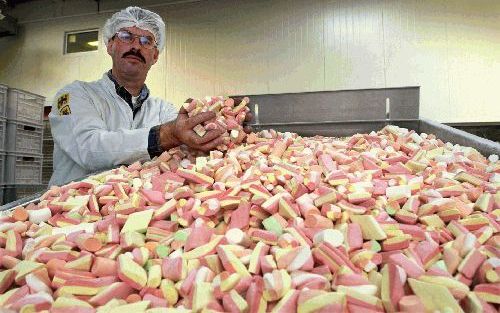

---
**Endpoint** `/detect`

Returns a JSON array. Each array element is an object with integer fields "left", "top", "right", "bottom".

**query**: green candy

[
  {"left": 174, "top": 229, "right": 189, "bottom": 242},
  {"left": 156, "top": 244, "right": 170, "bottom": 258},
  {"left": 262, "top": 216, "right": 283, "bottom": 236}
]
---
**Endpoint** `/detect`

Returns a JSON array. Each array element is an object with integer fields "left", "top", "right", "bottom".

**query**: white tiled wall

[{"left": 0, "top": 0, "right": 499, "bottom": 122}]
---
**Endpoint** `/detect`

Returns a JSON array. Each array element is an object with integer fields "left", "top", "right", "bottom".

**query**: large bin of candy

[{"left": 0, "top": 94, "right": 498, "bottom": 312}]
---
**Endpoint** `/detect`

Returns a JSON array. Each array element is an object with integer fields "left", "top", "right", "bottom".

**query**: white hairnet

[{"left": 103, "top": 6, "right": 166, "bottom": 52}]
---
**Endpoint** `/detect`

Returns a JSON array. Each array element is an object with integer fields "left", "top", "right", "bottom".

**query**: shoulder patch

[{"left": 57, "top": 93, "right": 71, "bottom": 115}]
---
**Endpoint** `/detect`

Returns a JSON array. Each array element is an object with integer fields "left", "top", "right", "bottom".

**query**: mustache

[{"left": 122, "top": 50, "right": 145, "bottom": 63}]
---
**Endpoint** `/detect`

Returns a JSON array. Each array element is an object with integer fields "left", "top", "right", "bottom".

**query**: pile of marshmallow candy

[
  {"left": 0, "top": 95, "right": 498, "bottom": 313},
  {"left": 183, "top": 96, "right": 250, "bottom": 151}
]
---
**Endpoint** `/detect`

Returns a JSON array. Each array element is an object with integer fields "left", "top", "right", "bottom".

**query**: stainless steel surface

[
  {"left": 0, "top": 191, "right": 42, "bottom": 214},
  {"left": 240, "top": 87, "right": 420, "bottom": 124},
  {"left": 419, "top": 119, "right": 500, "bottom": 156}
]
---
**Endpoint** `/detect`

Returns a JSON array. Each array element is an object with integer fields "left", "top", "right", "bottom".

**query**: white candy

[
  {"left": 225, "top": 228, "right": 247, "bottom": 245},
  {"left": 52, "top": 222, "right": 94, "bottom": 236},
  {"left": 490, "top": 173, "right": 500, "bottom": 183},
  {"left": 287, "top": 246, "right": 312, "bottom": 271},
  {"left": 488, "top": 154, "right": 499, "bottom": 163},
  {"left": 386, "top": 185, "right": 411, "bottom": 199},
  {"left": 313, "top": 229, "right": 344, "bottom": 248},
  {"left": 28, "top": 207, "right": 52, "bottom": 224},
  {"left": 142, "top": 180, "right": 153, "bottom": 190},
  {"left": 132, "top": 177, "right": 143, "bottom": 189},
  {"left": 180, "top": 158, "right": 191, "bottom": 169},
  {"left": 410, "top": 133, "right": 423, "bottom": 144}
]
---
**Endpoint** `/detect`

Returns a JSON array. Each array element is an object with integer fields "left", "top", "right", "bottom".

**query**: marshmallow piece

[
  {"left": 177, "top": 167, "right": 214, "bottom": 185},
  {"left": 418, "top": 275, "right": 470, "bottom": 300},
  {"left": 408, "top": 278, "right": 464, "bottom": 313},
  {"left": 5, "top": 229, "right": 22, "bottom": 257},
  {"left": 297, "top": 289, "right": 346, "bottom": 313},
  {"left": 28, "top": 207, "right": 52, "bottom": 224},
  {"left": 223, "top": 289, "right": 249, "bottom": 312},
  {"left": 52, "top": 223, "right": 95, "bottom": 236},
  {"left": 192, "top": 281, "right": 213, "bottom": 312},
  {"left": 225, "top": 228, "right": 250, "bottom": 246},
  {"left": 107, "top": 301, "right": 151, "bottom": 313},
  {"left": 380, "top": 263, "right": 406, "bottom": 312},
  {"left": 313, "top": 229, "right": 344, "bottom": 248},
  {"left": 160, "top": 279, "right": 179, "bottom": 306},
  {"left": 386, "top": 185, "right": 411, "bottom": 200},
  {"left": 350, "top": 215, "right": 387, "bottom": 240},
  {"left": 488, "top": 154, "right": 499, "bottom": 162},
  {"left": 398, "top": 295, "right": 425, "bottom": 312},
  {"left": 121, "top": 209, "right": 154, "bottom": 234},
  {"left": 182, "top": 235, "right": 224, "bottom": 260},
  {"left": 0, "top": 269, "right": 15, "bottom": 294},
  {"left": 263, "top": 269, "right": 292, "bottom": 302},
  {"left": 117, "top": 254, "right": 148, "bottom": 290},
  {"left": 217, "top": 245, "right": 251, "bottom": 278},
  {"left": 53, "top": 296, "right": 94, "bottom": 310},
  {"left": 193, "top": 124, "right": 207, "bottom": 137},
  {"left": 13, "top": 260, "right": 44, "bottom": 285},
  {"left": 474, "top": 283, "right": 500, "bottom": 304}
]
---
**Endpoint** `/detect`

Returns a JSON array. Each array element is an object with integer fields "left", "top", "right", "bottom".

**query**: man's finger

[
  {"left": 232, "top": 96, "right": 243, "bottom": 105},
  {"left": 196, "top": 128, "right": 224, "bottom": 144},
  {"left": 197, "top": 137, "right": 224, "bottom": 152},
  {"left": 232, "top": 96, "right": 250, "bottom": 105},
  {"left": 184, "top": 111, "right": 216, "bottom": 129},
  {"left": 243, "top": 125, "right": 253, "bottom": 134},
  {"left": 244, "top": 112, "right": 254, "bottom": 123}
]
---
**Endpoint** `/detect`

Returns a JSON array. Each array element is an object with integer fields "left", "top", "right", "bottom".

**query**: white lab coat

[{"left": 49, "top": 73, "right": 178, "bottom": 186}]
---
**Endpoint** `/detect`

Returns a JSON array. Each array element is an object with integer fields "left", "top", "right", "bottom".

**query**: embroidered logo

[{"left": 57, "top": 93, "right": 71, "bottom": 115}]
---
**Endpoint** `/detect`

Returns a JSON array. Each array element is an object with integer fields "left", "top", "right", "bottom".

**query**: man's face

[{"left": 106, "top": 26, "right": 159, "bottom": 77}]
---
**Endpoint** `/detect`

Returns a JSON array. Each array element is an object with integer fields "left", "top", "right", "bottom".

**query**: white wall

[{"left": 0, "top": 0, "right": 499, "bottom": 123}]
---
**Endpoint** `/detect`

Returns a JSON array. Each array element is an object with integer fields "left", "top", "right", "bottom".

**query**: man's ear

[
  {"left": 152, "top": 48, "right": 159, "bottom": 65},
  {"left": 106, "top": 40, "right": 113, "bottom": 56}
]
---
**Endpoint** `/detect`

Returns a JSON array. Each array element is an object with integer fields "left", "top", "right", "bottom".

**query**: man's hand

[
  {"left": 232, "top": 96, "right": 254, "bottom": 134},
  {"left": 158, "top": 107, "right": 224, "bottom": 152},
  {"left": 243, "top": 111, "right": 254, "bottom": 134}
]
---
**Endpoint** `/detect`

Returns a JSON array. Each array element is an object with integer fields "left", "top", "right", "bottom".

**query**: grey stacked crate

[
  {"left": 6, "top": 120, "right": 43, "bottom": 155},
  {"left": 7, "top": 88, "right": 44, "bottom": 124},
  {"left": 4, "top": 153, "right": 43, "bottom": 185},
  {"left": 42, "top": 119, "right": 54, "bottom": 185},
  {"left": 0, "top": 152, "right": 5, "bottom": 186},
  {"left": 0, "top": 84, "right": 7, "bottom": 204},
  {"left": 0, "top": 84, "right": 7, "bottom": 118},
  {"left": 43, "top": 119, "right": 52, "bottom": 140},
  {"left": 0, "top": 117, "right": 6, "bottom": 152},
  {"left": 0, "top": 83, "right": 6, "bottom": 152},
  {"left": 2, "top": 88, "right": 45, "bottom": 204}
]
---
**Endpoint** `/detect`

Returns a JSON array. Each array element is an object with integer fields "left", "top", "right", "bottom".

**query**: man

[{"left": 49, "top": 7, "right": 238, "bottom": 186}]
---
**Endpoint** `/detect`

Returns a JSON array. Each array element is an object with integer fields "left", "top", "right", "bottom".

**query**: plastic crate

[
  {"left": 42, "top": 138, "right": 54, "bottom": 156},
  {"left": 6, "top": 120, "right": 43, "bottom": 154},
  {"left": 0, "top": 152, "right": 5, "bottom": 185},
  {"left": 5, "top": 153, "right": 43, "bottom": 184},
  {"left": 43, "top": 119, "right": 52, "bottom": 140},
  {"left": 0, "top": 118, "right": 6, "bottom": 151},
  {"left": 0, "top": 84, "right": 7, "bottom": 118},
  {"left": 42, "top": 165, "right": 53, "bottom": 185},
  {"left": 2, "top": 184, "right": 45, "bottom": 204},
  {"left": 7, "top": 88, "right": 45, "bottom": 124},
  {"left": 0, "top": 186, "right": 4, "bottom": 205}
]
